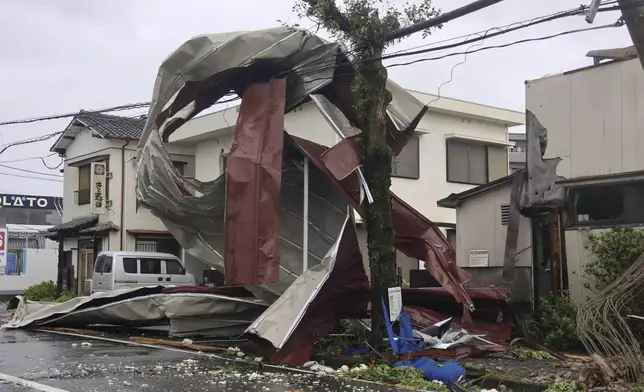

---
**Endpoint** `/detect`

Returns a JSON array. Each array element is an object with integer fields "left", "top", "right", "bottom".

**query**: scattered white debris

[
  {"left": 154, "top": 365, "right": 163, "bottom": 371},
  {"left": 123, "top": 381, "right": 131, "bottom": 386},
  {"left": 254, "top": 357, "right": 263, "bottom": 363},
  {"left": 71, "top": 343, "right": 78, "bottom": 348},
  {"left": 80, "top": 342, "right": 92, "bottom": 347},
  {"left": 236, "top": 351, "right": 245, "bottom": 358},
  {"left": 181, "top": 338, "right": 193, "bottom": 345},
  {"left": 338, "top": 365, "right": 349, "bottom": 373},
  {"left": 481, "top": 389, "right": 499, "bottom": 392},
  {"left": 350, "top": 364, "right": 369, "bottom": 372}
]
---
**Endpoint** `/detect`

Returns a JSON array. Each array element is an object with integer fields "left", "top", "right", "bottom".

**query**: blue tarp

[{"left": 381, "top": 296, "right": 465, "bottom": 385}]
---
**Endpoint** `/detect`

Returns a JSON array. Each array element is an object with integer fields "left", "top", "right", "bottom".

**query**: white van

[{"left": 90, "top": 251, "right": 196, "bottom": 293}]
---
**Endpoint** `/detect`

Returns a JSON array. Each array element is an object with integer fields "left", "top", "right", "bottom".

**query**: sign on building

[
  {"left": 0, "top": 194, "right": 61, "bottom": 209},
  {"left": 90, "top": 162, "right": 107, "bottom": 215},
  {"left": 0, "top": 228, "right": 7, "bottom": 270},
  {"left": 469, "top": 249, "right": 489, "bottom": 267}
]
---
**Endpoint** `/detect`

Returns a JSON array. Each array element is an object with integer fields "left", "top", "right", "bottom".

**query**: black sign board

[{"left": 0, "top": 194, "right": 62, "bottom": 210}]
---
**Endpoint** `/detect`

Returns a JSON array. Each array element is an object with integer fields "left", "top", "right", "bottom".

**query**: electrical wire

[
  {"left": 0, "top": 172, "right": 63, "bottom": 183},
  {"left": 0, "top": 0, "right": 633, "bottom": 134},
  {"left": 0, "top": 153, "right": 58, "bottom": 164},
  {"left": 0, "top": 163, "right": 63, "bottom": 178},
  {"left": 0, "top": 102, "right": 151, "bottom": 126}
]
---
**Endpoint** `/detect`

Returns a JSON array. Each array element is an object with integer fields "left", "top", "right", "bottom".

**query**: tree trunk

[
  {"left": 353, "top": 49, "right": 398, "bottom": 347},
  {"left": 619, "top": 0, "right": 644, "bottom": 70}
]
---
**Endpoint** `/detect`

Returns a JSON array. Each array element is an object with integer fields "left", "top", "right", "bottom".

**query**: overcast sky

[{"left": 0, "top": 0, "right": 633, "bottom": 196}]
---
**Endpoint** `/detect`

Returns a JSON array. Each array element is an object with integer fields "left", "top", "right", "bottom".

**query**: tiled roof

[
  {"left": 48, "top": 215, "right": 98, "bottom": 233},
  {"left": 78, "top": 221, "right": 120, "bottom": 234},
  {"left": 75, "top": 112, "right": 145, "bottom": 140}
]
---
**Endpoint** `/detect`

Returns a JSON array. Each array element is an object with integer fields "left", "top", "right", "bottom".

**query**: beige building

[{"left": 437, "top": 55, "right": 644, "bottom": 306}]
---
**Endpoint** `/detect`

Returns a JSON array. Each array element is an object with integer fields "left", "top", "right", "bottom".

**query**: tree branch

[{"left": 300, "top": 0, "right": 352, "bottom": 34}]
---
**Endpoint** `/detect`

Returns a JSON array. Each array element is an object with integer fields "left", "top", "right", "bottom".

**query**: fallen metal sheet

[
  {"left": 224, "top": 79, "right": 286, "bottom": 285},
  {"left": 249, "top": 213, "right": 370, "bottom": 366},
  {"left": 246, "top": 215, "right": 351, "bottom": 350},
  {"left": 137, "top": 133, "right": 351, "bottom": 304},
  {"left": 290, "top": 135, "right": 475, "bottom": 311},
  {"left": 404, "top": 305, "right": 512, "bottom": 345},
  {"left": 3, "top": 287, "right": 267, "bottom": 339}
]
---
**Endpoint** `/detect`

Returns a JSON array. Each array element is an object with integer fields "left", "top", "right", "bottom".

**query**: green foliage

[
  {"left": 23, "top": 281, "right": 75, "bottom": 303},
  {"left": 513, "top": 348, "right": 553, "bottom": 361},
  {"left": 517, "top": 294, "right": 582, "bottom": 351},
  {"left": 585, "top": 227, "right": 644, "bottom": 292},
  {"left": 343, "top": 364, "right": 449, "bottom": 391},
  {"left": 544, "top": 381, "right": 586, "bottom": 392},
  {"left": 295, "top": 0, "right": 441, "bottom": 49},
  {"left": 313, "top": 320, "right": 369, "bottom": 355}
]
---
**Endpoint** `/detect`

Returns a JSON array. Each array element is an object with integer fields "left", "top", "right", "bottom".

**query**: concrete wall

[
  {"left": 454, "top": 184, "right": 533, "bottom": 301},
  {"left": 526, "top": 58, "right": 644, "bottom": 179},
  {"left": 0, "top": 249, "right": 58, "bottom": 295}
]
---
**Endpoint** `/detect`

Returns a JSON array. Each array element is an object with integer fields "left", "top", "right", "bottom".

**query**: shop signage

[
  {"left": 0, "top": 194, "right": 60, "bottom": 209},
  {"left": 90, "top": 162, "right": 107, "bottom": 214}
]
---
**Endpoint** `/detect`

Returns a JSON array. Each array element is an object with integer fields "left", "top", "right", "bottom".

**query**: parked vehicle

[{"left": 90, "top": 251, "right": 196, "bottom": 293}]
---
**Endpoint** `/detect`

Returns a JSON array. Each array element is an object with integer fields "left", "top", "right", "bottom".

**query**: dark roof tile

[{"left": 76, "top": 112, "right": 145, "bottom": 140}]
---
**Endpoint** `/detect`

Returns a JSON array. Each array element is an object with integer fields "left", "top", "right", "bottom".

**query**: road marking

[{"left": 0, "top": 372, "right": 70, "bottom": 392}]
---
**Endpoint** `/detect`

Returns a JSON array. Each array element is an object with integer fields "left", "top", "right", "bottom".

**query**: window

[
  {"left": 77, "top": 164, "right": 91, "bottom": 205},
  {"left": 569, "top": 182, "right": 644, "bottom": 226},
  {"left": 140, "top": 258, "right": 161, "bottom": 274},
  {"left": 93, "top": 255, "right": 113, "bottom": 273},
  {"left": 391, "top": 135, "right": 420, "bottom": 179},
  {"left": 172, "top": 161, "right": 186, "bottom": 176},
  {"left": 446, "top": 140, "right": 508, "bottom": 185},
  {"left": 220, "top": 153, "right": 228, "bottom": 175},
  {"left": 446, "top": 229, "right": 456, "bottom": 250},
  {"left": 123, "top": 258, "right": 138, "bottom": 274},
  {"left": 166, "top": 259, "right": 185, "bottom": 275},
  {"left": 103, "top": 256, "right": 113, "bottom": 273},
  {"left": 135, "top": 237, "right": 182, "bottom": 258},
  {"left": 94, "top": 255, "right": 104, "bottom": 273}
]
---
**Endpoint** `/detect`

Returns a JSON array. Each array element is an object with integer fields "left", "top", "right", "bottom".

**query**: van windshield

[{"left": 166, "top": 260, "right": 184, "bottom": 275}]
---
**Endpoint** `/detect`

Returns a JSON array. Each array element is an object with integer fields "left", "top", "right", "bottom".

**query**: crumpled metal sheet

[
  {"left": 290, "top": 135, "right": 475, "bottom": 310},
  {"left": 2, "top": 286, "right": 267, "bottom": 338},
  {"left": 225, "top": 79, "right": 286, "bottom": 285},
  {"left": 525, "top": 110, "right": 565, "bottom": 207}
]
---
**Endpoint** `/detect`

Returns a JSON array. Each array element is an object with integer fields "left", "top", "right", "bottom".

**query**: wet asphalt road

[{"left": 0, "top": 329, "right": 414, "bottom": 392}]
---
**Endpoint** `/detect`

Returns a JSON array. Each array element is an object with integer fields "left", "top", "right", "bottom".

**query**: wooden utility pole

[{"left": 619, "top": 0, "right": 644, "bottom": 69}]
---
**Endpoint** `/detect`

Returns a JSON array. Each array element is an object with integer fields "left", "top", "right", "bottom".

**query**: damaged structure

[
  {"left": 438, "top": 52, "right": 644, "bottom": 307},
  {"left": 3, "top": 27, "right": 518, "bottom": 367},
  {"left": 130, "top": 27, "right": 507, "bottom": 364}
]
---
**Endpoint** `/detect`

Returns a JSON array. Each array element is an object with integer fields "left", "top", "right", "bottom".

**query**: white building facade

[
  {"left": 171, "top": 89, "right": 523, "bottom": 281},
  {"left": 49, "top": 113, "right": 198, "bottom": 294}
]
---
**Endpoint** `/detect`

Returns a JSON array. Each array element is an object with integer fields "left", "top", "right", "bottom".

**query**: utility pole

[
  {"left": 298, "top": 0, "right": 505, "bottom": 346},
  {"left": 386, "top": 0, "right": 504, "bottom": 41},
  {"left": 619, "top": 0, "right": 644, "bottom": 69}
]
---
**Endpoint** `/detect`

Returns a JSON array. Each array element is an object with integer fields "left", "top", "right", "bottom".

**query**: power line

[
  {"left": 0, "top": 131, "right": 64, "bottom": 155},
  {"left": 0, "top": 102, "right": 151, "bottom": 126},
  {"left": 0, "top": 172, "right": 63, "bottom": 183},
  {"left": 0, "top": 0, "right": 632, "bottom": 133},
  {"left": 383, "top": 21, "right": 622, "bottom": 69},
  {"left": 0, "top": 153, "right": 57, "bottom": 164},
  {"left": 0, "top": 163, "right": 63, "bottom": 178}
]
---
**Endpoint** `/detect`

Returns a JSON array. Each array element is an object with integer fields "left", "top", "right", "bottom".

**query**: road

[{"left": 0, "top": 328, "right": 407, "bottom": 392}]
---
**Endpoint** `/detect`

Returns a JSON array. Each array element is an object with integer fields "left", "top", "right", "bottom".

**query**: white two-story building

[
  {"left": 170, "top": 88, "right": 524, "bottom": 281},
  {"left": 52, "top": 89, "right": 522, "bottom": 291},
  {"left": 48, "top": 112, "right": 196, "bottom": 293}
]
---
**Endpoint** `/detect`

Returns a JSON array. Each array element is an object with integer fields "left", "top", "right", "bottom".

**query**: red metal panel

[{"left": 224, "top": 79, "right": 286, "bottom": 285}]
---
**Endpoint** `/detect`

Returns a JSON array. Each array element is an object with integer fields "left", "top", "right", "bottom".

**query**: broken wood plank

[
  {"left": 129, "top": 336, "right": 234, "bottom": 354},
  {"left": 37, "top": 327, "right": 102, "bottom": 336}
]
